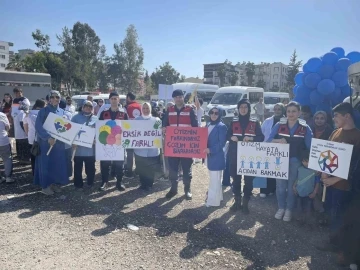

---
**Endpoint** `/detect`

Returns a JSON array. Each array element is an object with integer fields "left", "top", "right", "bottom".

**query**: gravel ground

[{"left": 0, "top": 160, "right": 345, "bottom": 270}]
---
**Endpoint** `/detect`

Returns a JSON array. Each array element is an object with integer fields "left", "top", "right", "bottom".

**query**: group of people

[{"left": 1, "top": 87, "right": 360, "bottom": 267}]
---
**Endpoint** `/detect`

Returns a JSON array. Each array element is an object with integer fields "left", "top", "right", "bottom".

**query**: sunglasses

[
  {"left": 50, "top": 96, "right": 60, "bottom": 99},
  {"left": 209, "top": 111, "right": 219, "bottom": 115}
]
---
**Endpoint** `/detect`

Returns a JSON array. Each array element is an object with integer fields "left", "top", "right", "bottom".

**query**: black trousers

[
  {"left": 168, "top": 157, "right": 193, "bottom": 187},
  {"left": 100, "top": 160, "right": 123, "bottom": 184},
  {"left": 260, "top": 178, "right": 276, "bottom": 194},
  {"left": 230, "top": 158, "right": 253, "bottom": 199},
  {"left": 126, "top": 149, "right": 134, "bottom": 173},
  {"left": 16, "top": 139, "right": 31, "bottom": 161},
  {"left": 74, "top": 156, "right": 96, "bottom": 188},
  {"left": 30, "top": 153, "right": 36, "bottom": 176},
  {"left": 135, "top": 154, "right": 160, "bottom": 188}
]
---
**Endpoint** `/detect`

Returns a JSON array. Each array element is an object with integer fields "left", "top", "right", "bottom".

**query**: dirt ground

[{"left": 0, "top": 160, "right": 344, "bottom": 270}]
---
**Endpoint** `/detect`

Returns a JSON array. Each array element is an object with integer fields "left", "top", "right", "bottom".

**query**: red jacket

[{"left": 126, "top": 101, "right": 142, "bottom": 119}]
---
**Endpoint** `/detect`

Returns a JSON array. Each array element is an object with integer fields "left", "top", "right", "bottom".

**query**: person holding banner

[
  {"left": 71, "top": 101, "right": 98, "bottom": 191},
  {"left": 267, "top": 101, "right": 313, "bottom": 222},
  {"left": 98, "top": 91, "right": 128, "bottom": 192},
  {"left": 134, "top": 102, "right": 161, "bottom": 191},
  {"left": 163, "top": 89, "right": 198, "bottom": 200},
  {"left": 227, "top": 99, "right": 264, "bottom": 214},
  {"left": 204, "top": 107, "right": 227, "bottom": 207},
  {"left": 34, "top": 90, "right": 69, "bottom": 195}
]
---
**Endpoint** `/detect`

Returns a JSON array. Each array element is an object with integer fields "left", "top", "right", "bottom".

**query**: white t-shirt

[
  {"left": 23, "top": 111, "right": 39, "bottom": 145},
  {"left": 14, "top": 111, "right": 27, "bottom": 140},
  {"left": 65, "top": 104, "right": 76, "bottom": 115},
  {"left": 0, "top": 112, "right": 10, "bottom": 146},
  {"left": 197, "top": 107, "right": 204, "bottom": 127}
]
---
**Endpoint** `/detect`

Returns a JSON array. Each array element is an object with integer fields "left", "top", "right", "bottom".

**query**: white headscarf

[{"left": 142, "top": 102, "right": 152, "bottom": 119}]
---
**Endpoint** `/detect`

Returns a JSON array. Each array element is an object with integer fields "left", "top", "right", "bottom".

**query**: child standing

[{"left": 293, "top": 152, "right": 320, "bottom": 226}]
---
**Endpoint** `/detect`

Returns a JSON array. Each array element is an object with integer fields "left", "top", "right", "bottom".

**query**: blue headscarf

[{"left": 208, "top": 107, "right": 223, "bottom": 125}]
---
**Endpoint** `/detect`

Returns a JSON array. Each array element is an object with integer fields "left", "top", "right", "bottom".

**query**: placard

[
  {"left": 95, "top": 120, "right": 124, "bottom": 161},
  {"left": 73, "top": 125, "right": 96, "bottom": 148},
  {"left": 43, "top": 112, "right": 82, "bottom": 145},
  {"left": 11, "top": 104, "right": 19, "bottom": 117},
  {"left": 121, "top": 120, "right": 162, "bottom": 148},
  {"left": 308, "top": 138, "right": 353, "bottom": 179},
  {"left": 158, "top": 84, "right": 174, "bottom": 100},
  {"left": 164, "top": 126, "right": 207, "bottom": 158},
  {"left": 237, "top": 142, "right": 290, "bottom": 180}
]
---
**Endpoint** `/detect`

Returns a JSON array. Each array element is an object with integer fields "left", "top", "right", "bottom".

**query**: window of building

[
  {"left": 0, "top": 46, "right": 5, "bottom": 50},
  {"left": 274, "top": 67, "right": 279, "bottom": 72},
  {"left": 273, "top": 74, "right": 278, "bottom": 79},
  {"left": 0, "top": 64, "right": 5, "bottom": 67},
  {"left": 0, "top": 55, "right": 5, "bottom": 59},
  {"left": 273, "top": 82, "right": 278, "bottom": 87}
]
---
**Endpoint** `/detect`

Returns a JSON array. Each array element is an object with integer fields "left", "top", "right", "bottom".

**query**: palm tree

[
  {"left": 6, "top": 54, "right": 23, "bottom": 71},
  {"left": 245, "top": 62, "right": 255, "bottom": 86}
]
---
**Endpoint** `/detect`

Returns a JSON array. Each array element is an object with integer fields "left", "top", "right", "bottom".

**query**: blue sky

[{"left": 2, "top": 0, "right": 359, "bottom": 77}]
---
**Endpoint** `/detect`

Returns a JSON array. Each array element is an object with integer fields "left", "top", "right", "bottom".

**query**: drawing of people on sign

[
  {"left": 264, "top": 157, "right": 270, "bottom": 169},
  {"left": 275, "top": 157, "right": 282, "bottom": 170},
  {"left": 240, "top": 156, "right": 246, "bottom": 168},
  {"left": 249, "top": 157, "right": 254, "bottom": 169},
  {"left": 256, "top": 157, "right": 262, "bottom": 169}
]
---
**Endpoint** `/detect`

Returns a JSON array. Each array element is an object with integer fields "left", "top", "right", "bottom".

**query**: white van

[
  {"left": 172, "top": 83, "right": 219, "bottom": 109},
  {"left": 72, "top": 94, "right": 126, "bottom": 111},
  {"left": 205, "top": 86, "right": 264, "bottom": 125},
  {"left": 263, "top": 92, "right": 290, "bottom": 118}
]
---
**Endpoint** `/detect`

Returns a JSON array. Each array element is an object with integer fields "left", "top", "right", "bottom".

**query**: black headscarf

[{"left": 208, "top": 107, "right": 223, "bottom": 125}]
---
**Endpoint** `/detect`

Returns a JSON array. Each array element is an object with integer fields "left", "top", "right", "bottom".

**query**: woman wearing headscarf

[
  {"left": 134, "top": 102, "right": 161, "bottom": 191},
  {"left": 34, "top": 90, "right": 69, "bottom": 195},
  {"left": 1, "top": 93, "right": 14, "bottom": 138},
  {"left": 311, "top": 111, "right": 334, "bottom": 140},
  {"left": 227, "top": 99, "right": 265, "bottom": 214},
  {"left": 260, "top": 103, "right": 285, "bottom": 198},
  {"left": 204, "top": 107, "right": 227, "bottom": 207}
]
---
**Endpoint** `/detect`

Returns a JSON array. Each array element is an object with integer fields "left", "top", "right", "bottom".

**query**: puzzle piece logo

[
  {"left": 318, "top": 150, "right": 338, "bottom": 173},
  {"left": 54, "top": 118, "right": 72, "bottom": 133}
]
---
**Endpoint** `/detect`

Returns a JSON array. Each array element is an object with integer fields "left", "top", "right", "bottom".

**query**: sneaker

[
  {"left": 259, "top": 193, "right": 266, "bottom": 198},
  {"left": 5, "top": 177, "right": 14, "bottom": 183},
  {"left": 283, "top": 209, "right": 292, "bottom": 222},
  {"left": 50, "top": 184, "right": 62, "bottom": 193},
  {"left": 41, "top": 187, "right": 54, "bottom": 195},
  {"left": 99, "top": 182, "right": 108, "bottom": 191},
  {"left": 165, "top": 189, "right": 178, "bottom": 199},
  {"left": 275, "top": 209, "right": 285, "bottom": 220}
]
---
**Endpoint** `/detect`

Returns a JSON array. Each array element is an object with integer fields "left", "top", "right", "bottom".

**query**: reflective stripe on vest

[
  {"left": 232, "top": 121, "right": 257, "bottom": 137},
  {"left": 168, "top": 105, "right": 192, "bottom": 127}
]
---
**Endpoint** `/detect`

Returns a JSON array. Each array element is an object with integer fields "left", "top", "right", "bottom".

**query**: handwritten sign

[
  {"left": 164, "top": 127, "right": 207, "bottom": 158},
  {"left": 308, "top": 138, "right": 353, "bottom": 179},
  {"left": 237, "top": 142, "right": 290, "bottom": 180},
  {"left": 73, "top": 125, "right": 96, "bottom": 148},
  {"left": 43, "top": 112, "right": 81, "bottom": 145},
  {"left": 121, "top": 119, "right": 162, "bottom": 148},
  {"left": 95, "top": 120, "right": 124, "bottom": 161}
]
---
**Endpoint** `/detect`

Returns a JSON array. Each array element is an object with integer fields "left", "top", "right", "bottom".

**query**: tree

[
  {"left": 113, "top": 24, "right": 144, "bottom": 93},
  {"left": 22, "top": 52, "right": 47, "bottom": 73},
  {"left": 229, "top": 72, "right": 238, "bottom": 86},
  {"left": 179, "top": 75, "right": 186, "bottom": 82},
  {"left": 245, "top": 62, "right": 255, "bottom": 86},
  {"left": 144, "top": 70, "right": 155, "bottom": 98},
  {"left": 32, "top": 29, "right": 50, "bottom": 52},
  {"left": 150, "top": 62, "right": 180, "bottom": 90},
  {"left": 6, "top": 54, "right": 23, "bottom": 71},
  {"left": 216, "top": 60, "right": 231, "bottom": 87},
  {"left": 270, "top": 85, "right": 280, "bottom": 92},
  {"left": 286, "top": 49, "right": 302, "bottom": 97},
  {"left": 240, "top": 81, "right": 247, "bottom": 86},
  {"left": 256, "top": 79, "right": 266, "bottom": 89}
]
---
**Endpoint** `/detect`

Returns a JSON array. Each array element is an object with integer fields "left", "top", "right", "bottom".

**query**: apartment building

[
  {"left": 18, "top": 49, "right": 35, "bottom": 60},
  {"left": 203, "top": 62, "right": 238, "bottom": 86},
  {"left": 0, "top": 41, "right": 14, "bottom": 71}
]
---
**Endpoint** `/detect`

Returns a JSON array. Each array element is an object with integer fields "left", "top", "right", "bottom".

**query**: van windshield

[
  {"left": 184, "top": 91, "right": 216, "bottom": 103},
  {"left": 210, "top": 93, "right": 242, "bottom": 105},
  {"left": 264, "top": 97, "right": 289, "bottom": 105}
]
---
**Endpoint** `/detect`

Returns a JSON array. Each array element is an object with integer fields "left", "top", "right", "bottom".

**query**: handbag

[{"left": 30, "top": 141, "right": 41, "bottom": 156}]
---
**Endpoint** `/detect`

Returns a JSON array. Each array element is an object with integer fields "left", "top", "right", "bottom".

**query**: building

[
  {"left": 203, "top": 61, "right": 288, "bottom": 91},
  {"left": 184, "top": 77, "right": 203, "bottom": 84},
  {"left": 0, "top": 41, "right": 14, "bottom": 71},
  {"left": 17, "top": 49, "right": 35, "bottom": 60}
]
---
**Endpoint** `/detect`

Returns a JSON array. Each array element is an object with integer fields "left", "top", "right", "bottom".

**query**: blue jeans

[{"left": 276, "top": 160, "right": 301, "bottom": 211}]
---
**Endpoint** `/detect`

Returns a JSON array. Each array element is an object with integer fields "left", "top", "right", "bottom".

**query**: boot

[
  {"left": 184, "top": 185, "right": 192, "bottom": 200},
  {"left": 242, "top": 197, "right": 250, "bottom": 214},
  {"left": 116, "top": 179, "right": 126, "bottom": 191},
  {"left": 230, "top": 196, "right": 242, "bottom": 212},
  {"left": 166, "top": 183, "right": 178, "bottom": 199}
]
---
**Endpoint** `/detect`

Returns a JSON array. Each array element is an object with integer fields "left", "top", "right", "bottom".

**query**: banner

[
  {"left": 73, "top": 125, "right": 96, "bottom": 148},
  {"left": 43, "top": 112, "right": 81, "bottom": 145},
  {"left": 237, "top": 142, "right": 290, "bottom": 180},
  {"left": 308, "top": 138, "right": 353, "bottom": 179},
  {"left": 164, "top": 126, "right": 207, "bottom": 158},
  {"left": 158, "top": 84, "right": 173, "bottom": 100},
  {"left": 95, "top": 120, "right": 124, "bottom": 161},
  {"left": 121, "top": 120, "right": 162, "bottom": 148}
]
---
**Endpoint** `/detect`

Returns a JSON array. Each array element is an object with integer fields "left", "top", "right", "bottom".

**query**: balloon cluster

[
  {"left": 99, "top": 120, "right": 122, "bottom": 145},
  {"left": 293, "top": 48, "right": 360, "bottom": 114}
]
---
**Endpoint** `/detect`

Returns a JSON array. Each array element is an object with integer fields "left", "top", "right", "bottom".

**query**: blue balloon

[
  {"left": 335, "top": 58, "right": 352, "bottom": 71},
  {"left": 293, "top": 85, "right": 299, "bottom": 96},
  {"left": 328, "top": 88, "right": 342, "bottom": 105},
  {"left": 316, "top": 103, "right": 332, "bottom": 113},
  {"left": 346, "top": 51, "right": 360, "bottom": 64},
  {"left": 318, "top": 65, "right": 335, "bottom": 79},
  {"left": 304, "top": 72, "right": 321, "bottom": 89},
  {"left": 341, "top": 85, "right": 352, "bottom": 97},
  {"left": 294, "top": 72, "right": 304, "bottom": 85},
  {"left": 296, "top": 85, "right": 312, "bottom": 99},
  {"left": 310, "top": 105, "right": 317, "bottom": 115},
  {"left": 322, "top": 52, "right": 339, "bottom": 66},
  {"left": 332, "top": 71, "right": 348, "bottom": 87},
  {"left": 310, "top": 90, "right": 324, "bottom": 105},
  {"left": 331, "top": 47, "right": 345, "bottom": 58},
  {"left": 302, "top": 63, "right": 310, "bottom": 73},
  {"left": 317, "top": 79, "right": 335, "bottom": 95},
  {"left": 306, "top": 57, "right": 322, "bottom": 73}
]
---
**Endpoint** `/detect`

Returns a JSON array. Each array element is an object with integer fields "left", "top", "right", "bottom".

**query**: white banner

[
  {"left": 43, "top": 112, "right": 81, "bottom": 145},
  {"left": 237, "top": 142, "right": 290, "bottom": 180},
  {"left": 73, "top": 125, "right": 96, "bottom": 148},
  {"left": 121, "top": 120, "right": 162, "bottom": 148},
  {"left": 95, "top": 120, "right": 124, "bottom": 161},
  {"left": 308, "top": 138, "right": 353, "bottom": 179},
  {"left": 158, "top": 84, "right": 173, "bottom": 100}
]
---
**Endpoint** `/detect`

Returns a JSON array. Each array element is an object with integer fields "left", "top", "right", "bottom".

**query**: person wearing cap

[
  {"left": 71, "top": 101, "right": 98, "bottom": 191},
  {"left": 162, "top": 89, "right": 198, "bottom": 200},
  {"left": 98, "top": 91, "right": 128, "bottom": 191},
  {"left": 34, "top": 90, "right": 70, "bottom": 195},
  {"left": 227, "top": 99, "right": 264, "bottom": 214}
]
